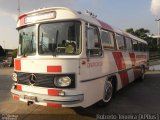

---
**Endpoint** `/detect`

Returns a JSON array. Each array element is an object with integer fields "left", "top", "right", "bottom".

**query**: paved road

[{"left": 0, "top": 68, "right": 160, "bottom": 120}]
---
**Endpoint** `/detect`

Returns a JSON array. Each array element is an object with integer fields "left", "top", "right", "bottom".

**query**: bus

[{"left": 11, "top": 7, "right": 148, "bottom": 108}]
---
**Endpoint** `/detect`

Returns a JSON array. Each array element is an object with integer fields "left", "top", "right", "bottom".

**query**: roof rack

[{"left": 85, "top": 10, "right": 97, "bottom": 18}]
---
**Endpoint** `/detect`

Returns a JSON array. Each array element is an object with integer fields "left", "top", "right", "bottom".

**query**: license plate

[{"left": 24, "top": 95, "right": 37, "bottom": 102}]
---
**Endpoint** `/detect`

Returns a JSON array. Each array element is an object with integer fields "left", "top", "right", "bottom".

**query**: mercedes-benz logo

[{"left": 29, "top": 74, "right": 37, "bottom": 85}]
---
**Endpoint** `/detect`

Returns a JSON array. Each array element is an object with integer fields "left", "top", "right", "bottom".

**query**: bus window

[
  {"left": 132, "top": 39, "right": 139, "bottom": 51},
  {"left": 143, "top": 44, "right": 147, "bottom": 51},
  {"left": 39, "top": 21, "right": 81, "bottom": 55},
  {"left": 125, "top": 37, "right": 132, "bottom": 51},
  {"left": 18, "top": 26, "right": 36, "bottom": 56},
  {"left": 86, "top": 25, "right": 102, "bottom": 56},
  {"left": 101, "top": 30, "right": 115, "bottom": 49},
  {"left": 139, "top": 42, "right": 143, "bottom": 51},
  {"left": 115, "top": 34, "right": 126, "bottom": 50}
]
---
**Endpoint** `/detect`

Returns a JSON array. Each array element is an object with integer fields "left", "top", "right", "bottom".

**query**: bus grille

[{"left": 16, "top": 72, "right": 55, "bottom": 88}]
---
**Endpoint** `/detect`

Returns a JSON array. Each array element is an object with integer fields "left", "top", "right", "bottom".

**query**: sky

[{"left": 0, "top": 0, "right": 159, "bottom": 49}]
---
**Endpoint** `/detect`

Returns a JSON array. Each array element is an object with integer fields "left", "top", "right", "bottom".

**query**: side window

[
  {"left": 115, "top": 34, "right": 125, "bottom": 50},
  {"left": 132, "top": 39, "right": 139, "bottom": 51},
  {"left": 143, "top": 44, "right": 147, "bottom": 52},
  {"left": 125, "top": 37, "right": 133, "bottom": 51},
  {"left": 86, "top": 25, "right": 102, "bottom": 56},
  {"left": 139, "top": 42, "right": 143, "bottom": 52},
  {"left": 101, "top": 30, "right": 115, "bottom": 49}
]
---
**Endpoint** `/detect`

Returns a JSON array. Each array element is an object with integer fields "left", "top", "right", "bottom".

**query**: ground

[{"left": 0, "top": 68, "right": 160, "bottom": 120}]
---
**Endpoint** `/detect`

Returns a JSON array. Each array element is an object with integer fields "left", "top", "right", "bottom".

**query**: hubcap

[{"left": 103, "top": 81, "right": 113, "bottom": 103}]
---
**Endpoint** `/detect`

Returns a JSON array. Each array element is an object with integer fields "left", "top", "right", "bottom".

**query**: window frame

[
  {"left": 138, "top": 42, "right": 143, "bottom": 52},
  {"left": 18, "top": 25, "right": 37, "bottom": 56},
  {"left": 86, "top": 23, "right": 102, "bottom": 57},
  {"left": 38, "top": 20, "right": 82, "bottom": 56},
  {"left": 125, "top": 37, "right": 133, "bottom": 51},
  {"left": 132, "top": 39, "right": 139, "bottom": 52},
  {"left": 115, "top": 33, "right": 126, "bottom": 51},
  {"left": 101, "top": 29, "right": 116, "bottom": 50}
]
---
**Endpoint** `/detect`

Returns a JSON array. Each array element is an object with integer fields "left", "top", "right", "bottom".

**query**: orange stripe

[
  {"left": 119, "top": 72, "right": 129, "bottom": 87},
  {"left": 12, "top": 95, "right": 20, "bottom": 101},
  {"left": 16, "top": 84, "right": 22, "bottom": 91},
  {"left": 112, "top": 52, "right": 126, "bottom": 70},
  {"left": 47, "top": 103, "right": 62, "bottom": 108},
  {"left": 19, "top": 14, "right": 26, "bottom": 26},
  {"left": 14, "top": 59, "right": 21, "bottom": 71},
  {"left": 47, "top": 66, "right": 62, "bottom": 73},
  {"left": 48, "top": 89, "right": 62, "bottom": 96},
  {"left": 112, "top": 52, "right": 129, "bottom": 87},
  {"left": 129, "top": 52, "right": 136, "bottom": 66}
]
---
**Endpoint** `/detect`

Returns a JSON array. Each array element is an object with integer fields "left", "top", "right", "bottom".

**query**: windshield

[
  {"left": 39, "top": 21, "right": 81, "bottom": 55},
  {"left": 18, "top": 26, "right": 36, "bottom": 56}
]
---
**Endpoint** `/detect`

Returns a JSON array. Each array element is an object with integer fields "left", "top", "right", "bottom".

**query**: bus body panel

[{"left": 14, "top": 58, "right": 80, "bottom": 74}]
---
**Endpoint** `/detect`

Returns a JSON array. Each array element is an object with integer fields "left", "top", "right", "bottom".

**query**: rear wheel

[{"left": 138, "top": 66, "right": 145, "bottom": 81}]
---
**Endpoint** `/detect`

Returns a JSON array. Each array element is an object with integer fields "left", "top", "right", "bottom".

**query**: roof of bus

[{"left": 19, "top": 7, "right": 147, "bottom": 44}]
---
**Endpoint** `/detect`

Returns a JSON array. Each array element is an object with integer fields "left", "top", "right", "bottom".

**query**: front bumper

[{"left": 11, "top": 88, "right": 84, "bottom": 106}]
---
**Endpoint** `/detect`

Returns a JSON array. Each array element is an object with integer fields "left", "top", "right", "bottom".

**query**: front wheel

[
  {"left": 103, "top": 81, "right": 113, "bottom": 103},
  {"left": 97, "top": 80, "right": 113, "bottom": 107}
]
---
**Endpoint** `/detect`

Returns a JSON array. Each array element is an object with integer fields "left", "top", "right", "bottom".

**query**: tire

[
  {"left": 138, "top": 66, "right": 145, "bottom": 81},
  {"left": 97, "top": 80, "right": 114, "bottom": 107}
]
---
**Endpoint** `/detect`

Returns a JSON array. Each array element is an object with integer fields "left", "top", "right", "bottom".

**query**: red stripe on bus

[
  {"left": 19, "top": 14, "right": 26, "bottom": 26},
  {"left": 112, "top": 52, "right": 126, "bottom": 70},
  {"left": 113, "top": 52, "right": 129, "bottom": 87},
  {"left": 129, "top": 53, "right": 136, "bottom": 66},
  {"left": 97, "top": 19, "right": 114, "bottom": 31},
  {"left": 47, "top": 66, "right": 62, "bottom": 73},
  {"left": 48, "top": 89, "right": 62, "bottom": 96},
  {"left": 47, "top": 103, "right": 62, "bottom": 108},
  {"left": 16, "top": 84, "right": 22, "bottom": 91},
  {"left": 12, "top": 95, "right": 20, "bottom": 101},
  {"left": 119, "top": 72, "right": 129, "bottom": 87},
  {"left": 14, "top": 59, "right": 21, "bottom": 71},
  {"left": 133, "top": 67, "right": 141, "bottom": 79}
]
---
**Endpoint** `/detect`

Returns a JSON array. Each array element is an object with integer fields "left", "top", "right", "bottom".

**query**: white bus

[{"left": 11, "top": 7, "right": 148, "bottom": 108}]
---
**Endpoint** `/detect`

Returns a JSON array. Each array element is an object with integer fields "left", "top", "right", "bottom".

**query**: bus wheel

[
  {"left": 103, "top": 80, "right": 113, "bottom": 103},
  {"left": 97, "top": 80, "right": 113, "bottom": 107},
  {"left": 138, "top": 66, "right": 145, "bottom": 81}
]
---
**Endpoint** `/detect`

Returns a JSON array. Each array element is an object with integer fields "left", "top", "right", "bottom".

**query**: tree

[
  {"left": 126, "top": 28, "right": 135, "bottom": 36},
  {"left": 0, "top": 45, "right": 6, "bottom": 63},
  {"left": 126, "top": 28, "right": 158, "bottom": 51},
  {"left": 126, "top": 28, "right": 150, "bottom": 40},
  {"left": 0, "top": 45, "right": 5, "bottom": 56}
]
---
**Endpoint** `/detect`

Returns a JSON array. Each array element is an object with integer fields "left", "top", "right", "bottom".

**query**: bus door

[{"left": 81, "top": 24, "right": 103, "bottom": 80}]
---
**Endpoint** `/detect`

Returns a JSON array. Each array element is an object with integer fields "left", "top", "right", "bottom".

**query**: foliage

[
  {"left": 126, "top": 28, "right": 158, "bottom": 51},
  {"left": 0, "top": 45, "right": 6, "bottom": 62},
  {"left": 0, "top": 45, "right": 5, "bottom": 57}
]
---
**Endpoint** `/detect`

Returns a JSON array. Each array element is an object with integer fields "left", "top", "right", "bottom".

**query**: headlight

[
  {"left": 12, "top": 73, "right": 17, "bottom": 82},
  {"left": 54, "top": 76, "right": 72, "bottom": 87}
]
